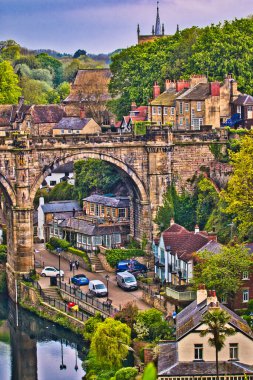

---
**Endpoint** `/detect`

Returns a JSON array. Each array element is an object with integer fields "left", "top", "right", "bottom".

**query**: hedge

[
  {"left": 48, "top": 237, "right": 71, "bottom": 251},
  {"left": 68, "top": 247, "right": 90, "bottom": 267},
  {"left": 105, "top": 248, "right": 145, "bottom": 268}
]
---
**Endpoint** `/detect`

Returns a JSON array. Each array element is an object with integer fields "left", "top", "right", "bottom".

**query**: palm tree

[{"left": 200, "top": 309, "right": 235, "bottom": 380}]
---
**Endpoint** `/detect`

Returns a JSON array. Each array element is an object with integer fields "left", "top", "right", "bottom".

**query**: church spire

[{"left": 155, "top": 1, "right": 161, "bottom": 35}]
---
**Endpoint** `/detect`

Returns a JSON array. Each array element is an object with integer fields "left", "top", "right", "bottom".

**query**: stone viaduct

[{"left": 0, "top": 127, "right": 228, "bottom": 300}]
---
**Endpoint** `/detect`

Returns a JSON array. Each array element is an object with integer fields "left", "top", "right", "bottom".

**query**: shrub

[
  {"left": 105, "top": 249, "right": 145, "bottom": 268},
  {"left": 68, "top": 246, "right": 91, "bottom": 269},
  {"left": 115, "top": 367, "right": 138, "bottom": 380},
  {"left": 49, "top": 237, "right": 71, "bottom": 251},
  {"left": 45, "top": 242, "right": 54, "bottom": 251}
]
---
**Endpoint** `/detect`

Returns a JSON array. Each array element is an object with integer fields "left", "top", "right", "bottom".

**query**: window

[
  {"left": 50, "top": 180, "right": 57, "bottom": 186},
  {"left": 82, "top": 235, "right": 87, "bottom": 244},
  {"left": 113, "top": 233, "right": 121, "bottom": 244},
  {"left": 50, "top": 227, "right": 54, "bottom": 234},
  {"left": 111, "top": 208, "right": 116, "bottom": 217},
  {"left": 61, "top": 129, "right": 65, "bottom": 134},
  {"left": 242, "top": 271, "right": 249, "bottom": 280},
  {"left": 179, "top": 117, "right": 183, "bottom": 126},
  {"left": 77, "top": 233, "right": 82, "bottom": 243},
  {"left": 101, "top": 205, "right": 105, "bottom": 216},
  {"left": 76, "top": 130, "right": 80, "bottom": 134},
  {"left": 171, "top": 107, "right": 175, "bottom": 116},
  {"left": 191, "top": 118, "right": 203, "bottom": 130},
  {"left": 230, "top": 343, "right": 238, "bottom": 360},
  {"left": 93, "top": 236, "right": 102, "bottom": 246},
  {"left": 237, "top": 106, "right": 241, "bottom": 117},
  {"left": 54, "top": 228, "right": 59, "bottom": 235},
  {"left": 160, "top": 248, "right": 165, "bottom": 264},
  {"left": 243, "top": 289, "right": 249, "bottom": 302},
  {"left": 164, "top": 107, "right": 168, "bottom": 115},
  {"left": 119, "top": 208, "right": 126, "bottom": 218},
  {"left": 197, "top": 102, "right": 202, "bottom": 111},
  {"left": 179, "top": 102, "right": 183, "bottom": 114},
  {"left": 186, "top": 118, "right": 189, "bottom": 128},
  {"left": 152, "top": 106, "right": 156, "bottom": 115},
  {"left": 95, "top": 204, "right": 99, "bottom": 216},
  {"left": 90, "top": 203, "right": 95, "bottom": 214},
  {"left": 68, "top": 130, "right": 72, "bottom": 133},
  {"left": 87, "top": 236, "right": 91, "bottom": 246},
  {"left": 158, "top": 107, "right": 162, "bottom": 115},
  {"left": 194, "top": 344, "right": 203, "bottom": 360},
  {"left": 185, "top": 103, "right": 189, "bottom": 112},
  {"left": 191, "top": 108, "right": 195, "bottom": 117}
]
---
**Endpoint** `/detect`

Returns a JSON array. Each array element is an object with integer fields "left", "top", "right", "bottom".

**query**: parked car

[
  {"left": 116, "top": 259, "right": 148, "bottom": 274},
  {"left": 71, "top": 274, "right": 89, "bottom": 286},
  {"left": 116, "top": 271, "right": 138, "bottom": 291},
  {"left": 88, "top": 280, "right": 108, "bottom": 297},
  {"left": 41, "top": 266, "right": 64, "bottom": 278}
]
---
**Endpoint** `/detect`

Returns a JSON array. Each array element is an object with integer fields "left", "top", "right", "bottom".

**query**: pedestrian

[
  {"left": 72, "top": 261, "right": 76, "bottom": 272},
  {"left": 69, "top": 260, "right": 72, "bottom": 271},
  {"left": 75, "top": 260, "right": 79, "bottom": 270}
]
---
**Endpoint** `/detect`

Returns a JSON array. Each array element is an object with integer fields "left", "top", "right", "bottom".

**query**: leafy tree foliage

[
  {"left": 109, "top": 17, "right": 253, "bottom": 119},
  {"left": 0, "top": 61, "right": 21, "bottom": 103},
  {"left": 90, "top": 318, "right": 131, "bottom": 369},
  {"left": 193, "top": 245, "right": 252, "bottom": 298},
  {"left": 114, "top": 302, "right": 139, "bottom": 329},
  {"left": 221, "top": 133, "right": 253, "bottom": 240},
  {"left": 20, "top": 77, "right": 51, "bottom": 104},
  {"left": 142, "top": 363, "right": 157, "bottom": 380},
  {"left": 136, "top": 308, "right": 173, "bottom": 342},
  {"left": 83, "top": 313, "right": 103, "bottom": 341},
  {"left": 73, "top": 49, "right": 87, "bottom": 58},
  {"left": 74, "top": 159, "right": 122, "bottom": 200},
  {"left": 36, "top": 53, "right": 63, "bottom": 86},
  {"left": 114, "top": 367, "right": 138, "bottom": 380}
]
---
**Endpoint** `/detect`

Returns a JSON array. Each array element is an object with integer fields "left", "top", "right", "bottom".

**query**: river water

[{"left": 0, "top": 295, "right": 87, "bottom": 380}]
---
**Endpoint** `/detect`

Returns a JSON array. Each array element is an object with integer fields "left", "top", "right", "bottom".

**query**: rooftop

[
  {"left": 83, "top": 194, "right": 130, "bottom": 208},
  {"left": 41, "top": 200, "right": 81, "bottom": 214},
  {"left": 53, "top": 117, "right": 93, "bottom": 130}
]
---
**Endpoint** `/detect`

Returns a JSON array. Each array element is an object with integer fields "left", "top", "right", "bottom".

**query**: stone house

[
  {"left": 83, "top": 194, "right": 130, "bottom": 222},
  {"left": 52, "top": 116, "right": 101, "bottom": 135},
  {"left": 231, "top": 94, "right": 253, "bottom": 128},
  {"left": 149, "top": 74, "right": 241, "bottom": 129},
  {"left": 42, "top": 162, "right": 74, "bottom": 188},
  {"left": 157, "top": 287, "right": 253, "bottom": 379},
  {"left": 153, "top": 221, "right": 220, "bottom": 284}
]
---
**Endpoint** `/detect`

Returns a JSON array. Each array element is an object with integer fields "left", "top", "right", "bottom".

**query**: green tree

[
  {"left": 114, "top": 367, "right": 138, "bottom": 380},
  {"left": 114, "top": 302, "right": 139, "bottom": 329},
  {"left": 57, "top": 81, "right": 70, "bottom": 100},
  {"left": 74, "top": 159, "right": 122, "bottom": 201},
  {"left": 0, "top": 61, "right": 21, "bottom": 104},
  {"left": 136, "top": 308, "right": 172, "bottom": 342},
  {"left": 90, "top": 318, "right": 131, "bottom": 370},
  {"left": 36, "top": 53, "right": 63, "bottom": 86},
  {"left": 200, "top": 309, "right": 235, "bottom": 380},
  {"left": 63, "top": 59, "right": 80, "bottom": 82},
  {"left": 142, "top": 362, "right": 157, "bottom": 380},
  {"left": 73, "top": 49, "right": 87, "bottom": 58},
  {"left": 221, "top": 134, "right": 253, "bottom": 240},
  {"left": 193, "top": 245, "right": 252, "bottom": 299},
  {"left": 20, "top": 77, "right": 51, "bottom": 104},
  {"left": 83, "top": 313, "right": 103, "bottom": 341}
]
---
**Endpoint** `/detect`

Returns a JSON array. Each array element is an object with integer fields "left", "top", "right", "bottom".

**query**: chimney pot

[
  {"left": 170, "top": 218, "right": 175, "bottom": 226},
  {"left": 131, "top": 102, "right": 137, "bottom": 111},
  {"left": 153, "top": 82, "right": 161, "bottom": 99},
  {"left": 195, "top": 225, "right": 200, "bottom": 233}
]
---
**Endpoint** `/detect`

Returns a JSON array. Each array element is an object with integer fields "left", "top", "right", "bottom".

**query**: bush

[
  {"left": 115, "top": 367, "right": 138, "bottom": 380},
  {"left": 68, "top": 246, "right": 91, "bottom": 268},
  {"left": 105, "top": 249, "right": 145, "bottom": 268},
  {"left": 49, "top": 237, "right": 71, "bottom": 251},
  {"left": 45, "top": 242, "right": 54, "bottom": 251}
]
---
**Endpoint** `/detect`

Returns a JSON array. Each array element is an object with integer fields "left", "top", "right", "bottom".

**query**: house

[
  {"left": 0, "top": 105, "right": 13, "bottom": 133},
  {"left": 231, "top": 94, "right": 253, "bottom": 128},
  {"left": 157, "top": 287, "right": 253, "bottom": 379},
  {"left": 153, "top": 220, "right": 220, "bottom": 284},
  {"left": 11, "top": 97, "right": 66, "bottom": 135},
  {"left": 42, "top": 162, "right": 74, "bottom": 188},
  {"left": 37, "top": 198, "right": 81, "bottom": 241},
  {"left": 120, "top": 103, "right": 148, "bottom": 133},
  {"left": 43, "top": 194, "right": 130, "bottom": 249},
  {"left": 149, "top": 74, "right": 241, "bottom": 129},
  {"left": 52, "top": 116, "right": 101, "bottom": 135}
]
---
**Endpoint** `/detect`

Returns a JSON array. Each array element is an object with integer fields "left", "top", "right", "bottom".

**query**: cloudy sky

[{"left": 0, "top": 0, "right": 252, "bottom": 54}]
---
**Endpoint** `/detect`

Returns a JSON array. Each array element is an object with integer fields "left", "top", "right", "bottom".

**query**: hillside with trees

[{"left": 109, "top": 16, "right": 253, "bottom": 119}]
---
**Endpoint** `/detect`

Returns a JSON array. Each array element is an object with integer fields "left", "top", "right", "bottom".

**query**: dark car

[
  {"left": 116, "top": 259, "right": 148, "bottom": 274},
  {"left": 71, "top": 274, "right": 89, "bottom": 286}
]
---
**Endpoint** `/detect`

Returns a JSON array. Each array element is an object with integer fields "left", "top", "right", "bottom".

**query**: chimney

[
  {"left": 72, "top": 208, "right": 76, "bottom": 217},
  {"left": 197, "top": 284, "right": 207, "bottom": 305},
  {"left": 80, "top": 108, "right": 86, "bottom": 119},
  {"left": 176, "top": 80, "right": 190, "bottom": 92},
  {"left": 231, "top": 80, "right": 238, "bottom": 100},
  {"left": 153, "top": 82, "right": 161, "bottom": 99},
  {"left": 195, "top": 225, "right": 200, "bottom": 234},
  {"left": 131, "top": 102, "right": 137, "bottom": 111},
  {"left": 39, "top": 197, "right": 45, "bottom": 207},
  {"left": 207, "top": 289, "right": 218, "bottom": 305},
  {"left": 211, "top": 82, "right": 220, "bottom": 97},
  {"left": 170, "top": 218, "right": 175, "bottom": 226},
  {"left": 190, "top": 74, "right": 208, "bottom": 88},
  {"left": 165, "top": 80, "right": 176, "bottom": 91}
]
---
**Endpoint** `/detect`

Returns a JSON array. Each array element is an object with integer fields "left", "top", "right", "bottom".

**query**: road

[{"left": 35, "top": 244, "right": 150, "bottom": 311}]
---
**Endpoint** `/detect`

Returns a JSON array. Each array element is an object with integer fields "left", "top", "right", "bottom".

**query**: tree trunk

[{"left": 216, "top": 348, "right": 219, "bottom": 380}]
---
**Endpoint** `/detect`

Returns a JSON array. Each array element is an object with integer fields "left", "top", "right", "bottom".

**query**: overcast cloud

[{"left": 0, "top": 0, "right": 252, "bottom": 54}]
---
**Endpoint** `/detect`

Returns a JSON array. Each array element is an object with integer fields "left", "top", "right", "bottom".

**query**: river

[{"left": 0, "top": 295, "right": 87, "bottom": 380}]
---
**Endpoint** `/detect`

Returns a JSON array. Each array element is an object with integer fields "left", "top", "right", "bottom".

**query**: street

[{"left": 35, "top": 243, "right": 150, "bottom": 310}]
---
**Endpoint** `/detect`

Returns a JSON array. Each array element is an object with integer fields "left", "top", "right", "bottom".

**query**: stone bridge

[{"left": 0, "top": 128, "right": 228, "bottom": 300}]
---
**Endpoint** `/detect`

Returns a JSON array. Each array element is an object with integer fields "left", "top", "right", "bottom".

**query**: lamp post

[
  {"left": 60, "top": 338, "right": 67, "bottom": 370},
  {"left": 57, "top": 248, "right": 62, "bottom": 288},
  {"left": 105, "top": 274, "right": 110, "bottom": 302},
  {"left": 74, "top": 344, "right": 78, "bottom": 372}
]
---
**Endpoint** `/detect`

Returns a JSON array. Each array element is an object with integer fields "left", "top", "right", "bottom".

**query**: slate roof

[
  {"left": 83, "top": 194, "right": 130, "bottom": 208},
  {"left": 158, "top": 341, "right": 253, "bottom": 376},
  {"left": 150, "top": 88, "right": 187, "bottom": 106},
  {"left": 59, "top": 217, "right": 123, "bottom": 236},
  {"left": 0, "top": 105, "right": 12, "bottom": 128},
  {"left": 11, "top": 105, "right": 66, "bottom": 123},
  {"left": 177, "top": 83, "right": 211, "bottom": 101},
  {"left": 161, "top": 223, "right": 209, "bottom": 261},
  {"left": 197, "top": 240, "right": 222, "bottom": 254},
  {"left": 41, "top": 200, "right": 81, "bottom": 214},
  {"left": 52, "top": 162, "right": 74, "bottom": 174},
  {"left": 233, "top": 94, "right": 253, "bottom": 106},
  {"left": 53, "top": 117, "right": 93, "bottom": 130}
]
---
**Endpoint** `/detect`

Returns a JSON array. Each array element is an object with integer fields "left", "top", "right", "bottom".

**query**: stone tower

[{"left": 137, "top": 1, "right": 167, "bottom": 44}]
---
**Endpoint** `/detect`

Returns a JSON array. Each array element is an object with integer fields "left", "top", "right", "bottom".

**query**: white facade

[
  {"left": 37, "top": 197, "right": 45, "bottom": 241},
  {"left": 42, "top": 171, "right": 74, "bottom": 188}
]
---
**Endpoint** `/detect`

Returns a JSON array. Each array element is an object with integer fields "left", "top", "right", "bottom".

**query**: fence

[
  {"left": 32, "top": 280, "right": 89, "bottom": 322},
  {"left": 58, "top": 281, "right": 119, "bottom": 316}
]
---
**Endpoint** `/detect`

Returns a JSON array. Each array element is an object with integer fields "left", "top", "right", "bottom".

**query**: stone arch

[
  {"left": 0, "top": 174, "right": 16, "bottom": 206},
  {"left": 30, "top": 151, "right": 149, "bottom": 203}
]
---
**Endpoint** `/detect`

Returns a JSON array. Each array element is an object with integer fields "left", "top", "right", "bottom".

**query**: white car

[{"left": 41, "top": 266, "right": 64, "bottom": 278}]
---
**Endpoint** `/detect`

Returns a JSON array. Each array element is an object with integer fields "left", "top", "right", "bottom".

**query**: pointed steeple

[
  {"left": 155, "top": 1, "right": 161, "bottom": 35},
  {"left": 137, "top": 24, "right": 140, "bottom": 37}
]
